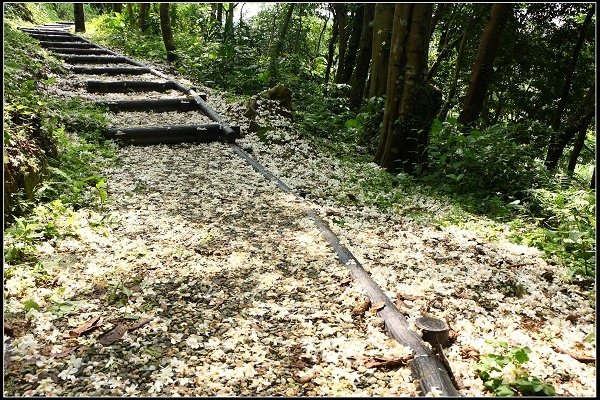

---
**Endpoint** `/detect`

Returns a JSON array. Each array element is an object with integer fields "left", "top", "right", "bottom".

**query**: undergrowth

[{"left": 3, "top": 22, "right": 115, "bottom": 272}]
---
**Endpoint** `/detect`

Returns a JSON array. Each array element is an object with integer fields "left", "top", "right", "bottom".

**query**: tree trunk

[
  {"left": 333, "top": 4, "right": 348, "bottom": 84},
  {"left": 126, "top": 3, "right": 133, "bottom": 26},
  {"left": 216, "top": 3, "right": 223, "bottom": 27},
  {"left": 457, "top": 4, "right": 511, "bottom": 125},
  {"left": 349, "top": 4, "right": 375, "bottom": 109},
  {"left": 159, "top": 4, "right": 177, "bottom": 62},
  {"left": 426, "top": 35, "right": 460, "bottom": 82},
  {"left": 74, "top": 3, "right": 85, "bottom": 33},
  {"left": 368, "top": 3, "right": 395, "bottom": 98},
  {"left": 210, "top": 3, "right": 218, "bottom": 21},
  {"left": 224, "top": 3, "right": 236, "bottom": 42},
  {"left": 139, "top": 3, "right": 150, "bottom": 33},
  {"left": 437, "top": 9, "right": 477, "bottom": 121},
  {"left": 567, "top": 124, "right": 589, "bottom": 174},
  {"left": 269, "top": 3, "right": 295, "bottom": 85},
  {"left": 551, "top": 4, "right": 595, "bottom": 131},
  {"left": 315, "top": 14, "right": 329, "bottom": 58},
  {"left": 590, "top": 168, "right": 595, "bottom": 190},
  {"left": 112, "top": 3, "right": 122, "bottom": 13},
  {"left": 545, "top": 83, "right": 595, "bottom": 169},
  {"left": 341, "top": 4, "right": 364, "bottom": 84},
  {"left": 324, "top": 5, "right": 339, "bottom": 93},
  {"left": 376, "top": 4, "right": 442, "bottom": 173}
]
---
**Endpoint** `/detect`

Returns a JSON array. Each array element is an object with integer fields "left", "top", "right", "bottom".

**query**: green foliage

[
  {"left": 475, "top": 344, "right": 556, "bottom": 396},
  {"left": 425, "top": 118, "right": 551, "bottom": 195}
]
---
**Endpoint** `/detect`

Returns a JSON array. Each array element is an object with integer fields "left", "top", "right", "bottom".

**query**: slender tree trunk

[
  {"left": 545, "top": 84, "right": 595, "bottom": 169},
  {"left": 74, "top": 3, "right": 85, "bottom": 33},
  {"left": 426, "top": 35, "right": 460, "bottom": 82},
  {"left": 315, "top": 14, "right": 329, "bottom": 58},
  {"left": 224, "top": 3, "right": 236, "bottom": 42},
  {"left": 349, "top": 4, "right": 375, "bottom": 109},
  {"left": 590, "top": 168, "right": 595, "bottom": 190},
  {"left": 333, "top": 4, "right": 348, "bottom": 84},
  {"left": 368, "top": 3, "right": 395, "bottom": 98},
  {"left": 341, "top": 5, "right": 364, "bottom": 84},
  {"left": 269, "top": 3, "right": 295, "bottom": 85},
  {"left": 324, "top": 6, "right": 339, "bottom": 93},
  {"left": 437, "top": 9, "right": 477, "bottom": 121},
  {"left": 457, "top": 4, "right": 511, "bottom": 125},
  {"left": 125, "top": 3, "right": 133, "bottom": 26},
  {"left": 216, "top": 3, "right": 223, "bottom": 29},
  {"left": 567, "top": 124, "right": 589, "bottom": 174},
  {"left": 376, "top": 4, "right": 442, "bottom": 173},
  {"left": 159, "top": 3, "right": 177, "bottom": 62},
  {"left": 551, "top": 4, "right": 595, "bottom": 131},
  {"left": 139, "top": 3, "right": 150, "bottom": 33}
]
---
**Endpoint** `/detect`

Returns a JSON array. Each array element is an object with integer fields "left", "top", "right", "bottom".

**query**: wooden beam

[
  {"left": 86, "top": 80, "right": 178, "bottom": 93},
  {"left": 98, "top": 97, "right": 207, "bottom": 112},
  {"left": 46, "top": 47, "right": 112, "bottom": 55},
  {"left": 59, "top": 55, "right": 132, "bottom": 64},
  {"left": 39, "top": 41, "right": 97, "bottom": 48},
  {"left": 28, "top": 33, "right": 83, "bottom": 42},
  {"left": 106, "top": 124, "right": 240, "bottom": 145},
  {"left": 71, "top": 66, "right": 152, "bottom": 75}
]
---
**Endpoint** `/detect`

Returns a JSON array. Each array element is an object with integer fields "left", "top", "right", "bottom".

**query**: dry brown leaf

[
  {"left": 352, "top": 298, "right": 371, "bottom": 316},
  {"left": 65, "top": 316, "right": 103, "bottom": 338},
  {"left": 460, "top": 346, "right": 480, "bottom": 359},
  {"left": 565, "top": 314, "right": 579, "bottom": 323},
  {"left": 97, "top": 325, "right": 128, "bottom": 346},
  {"left": 339, "top": 278, "right": 352, "bottom": 286},
  {"left": 397, "top": 293, "right": 421, "bottom": 301},
  {"left": 371, "top": 301, "right": 386, "bottom": 311},
  {"left": 552, "top": 346, "right": 595, "bottom": 364},
  {"left": 364, "top": 356, "right": 408, "bottom": 370},
  {"left": 53, "top": 345, "right": 80, "bottom": 359},
  {"left": 126, "top": 318, "right": 151, "bottom": 331}
]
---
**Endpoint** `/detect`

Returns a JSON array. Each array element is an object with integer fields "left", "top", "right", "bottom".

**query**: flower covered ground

[{"left": 3, "top": 44, "right": 596, "bottom": 397}]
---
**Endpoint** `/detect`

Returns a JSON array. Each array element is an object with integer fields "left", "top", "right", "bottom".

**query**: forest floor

[{"left": 3, "top": 48, "right": 596, "bottom": 397}]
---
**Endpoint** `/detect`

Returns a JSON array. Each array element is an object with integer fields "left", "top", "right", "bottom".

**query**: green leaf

[
  {"left": 541, "top": 383, "right": 556, "bottom": 396},
  {"left": 345, "top": 119, "right": 361, "bottom": 129},
  {"left": 494, "top": 384, "right": 515, "bottom": 396},
  {"left": 511, "top": 347, "right": 530, "bottom": 364},
  {"left": 23, "top": 299, "right": 40, "bottom": 312}
]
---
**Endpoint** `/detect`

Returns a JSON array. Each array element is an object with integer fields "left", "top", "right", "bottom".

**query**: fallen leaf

[
  {"left": 371, "top": 302, "right": 386, "bottom": 311},
  {"left": 53, "top": 345, "right": 80, "bottom": 359},
  {"left": 552, "top": 346, "right": 595, "bottom": 364},
  {"left": 460, "top": 346, "right": 479, "bottom": 359},
  {"left": 566, "top": 314, "right": 579, "bottom": 323},
  {"left": 339, "top": 278, "right": 352, "bottom": 286},
  {"left": 97, "top": 325, "right": 128, "bottom": 346},
  {"left": 352, "top": 298, "right": 371, "bottom": 316},
  {"left": 65, "top": 316, "right": 103, "bottom": 338},
  {"left": 364, "top": 356, "right": 408, "bottom": 370},
  {"left": 126, "top": 318, "right": 151, "bottom": 331},
  {"left": 296, "top": 374, "right": 312, "bottom": 384},
  {"left": 397, "top": 293, "right": 421, "bottom": 301}
]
